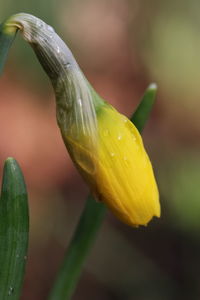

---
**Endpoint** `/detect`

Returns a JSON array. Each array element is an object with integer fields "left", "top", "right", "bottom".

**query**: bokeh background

[{"left": 1, "top": 0, "right": 200, "bottom": 299}]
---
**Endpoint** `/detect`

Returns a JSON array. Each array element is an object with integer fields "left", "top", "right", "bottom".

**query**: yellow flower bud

[
  {"left": 62, "top": 101, "right": 160, "bottom": 226},
  {"left": 2, "top": 13, "right": 160, "bottom": 227}
]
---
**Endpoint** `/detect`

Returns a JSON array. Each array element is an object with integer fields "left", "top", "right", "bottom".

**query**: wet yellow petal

[
  {"left": 95, "top": 105, "right": 160, "bottom": 226},
  {"left": 64, "top": 103, "right": 160, "bottom": 227}
]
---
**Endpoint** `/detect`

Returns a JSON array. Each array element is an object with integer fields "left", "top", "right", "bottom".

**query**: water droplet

[
  {"left": 24, "top": 255, "right": 27, "bottom": 260},
  {"left": 16, "top": 253, "right": 20, "bottom": 259},
  {"left": 56, "top": 46, "right": 60, "bottom": 54},
  {"left": 77, "top": 98, "right": 82, "bottom": 107},
  {"left": 36, "top": 20, "right": 43, "bottom": 28},
  {"left": 122, "top": 116, "right": 127, "bottom": 123},
  {"left": 110, "top": 152, "right": 115, "bottom": 157},
  {"left": 118, "top": 134, "right": 122, "bottom": 140},
  {"left": 132, "top": 135, "right": 136, "bottom": 141},
  {"left": 64, "top": 62, "right": 71, "bottom": 68},
  {"left": 103, "top": 129, "right": 109, "bottom": 136},
  {"left": 8, "top": 287, "right": 14, "bottom": 296},
  {"left": 47, "top": 25, "right": 54, "bottom": 32},
  {"left": 124, "top": 156, "right": 130, "bottom": 166}
]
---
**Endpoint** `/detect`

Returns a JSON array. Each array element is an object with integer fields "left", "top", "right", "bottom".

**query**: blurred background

[{"left": 1, "top": 0, "right": 200, "bottom": 299}]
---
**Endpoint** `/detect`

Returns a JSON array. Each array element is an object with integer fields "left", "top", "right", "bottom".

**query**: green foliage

[
  {"left": 49, "top": 196, "right": 106, "bottom": 300},
  {"left": 0, "top": 158, "right": 29, "bottom": 299},
  {"left": 131, "top": 83, "right": 157, "bottom": 133}
]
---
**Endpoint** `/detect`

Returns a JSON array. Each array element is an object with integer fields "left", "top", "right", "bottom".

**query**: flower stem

[{"left": 49, "top": 195, "right": 106, "bottom": 300}]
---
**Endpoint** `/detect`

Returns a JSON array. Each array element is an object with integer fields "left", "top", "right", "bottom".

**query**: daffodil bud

[{"left": 2, "top": 13, "right": 160, "bottom": 226}]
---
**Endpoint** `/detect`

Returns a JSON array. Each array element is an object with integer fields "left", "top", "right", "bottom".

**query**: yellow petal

[
  {"left": 63, "top": 103, "right": 160, "bottom": 227},
  {"left": 96, "top": 105, "right": 160, "bottom": 226}
]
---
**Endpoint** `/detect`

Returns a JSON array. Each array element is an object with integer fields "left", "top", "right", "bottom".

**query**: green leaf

[
  {"left": 0, "top": 24, "right": 17, "bottom": 75},
  {"left": 0, "top": 158, "right": 29, "bottom": 300},
  {"left": 49, "top": 84, "right": 157, "bottom": 300},
  {"left": 49, "top": 195, "right": 106, "bottom": 300},
  {"left": 131, "top": 83, "right": 157, "bottom": 133}
]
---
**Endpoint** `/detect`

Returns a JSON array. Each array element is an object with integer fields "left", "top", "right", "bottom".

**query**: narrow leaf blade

[
  {"left": 49, "top": 196, "right": 106, "bottom": 300},
  {"left": 0, "top": 157, "right": 29, "bottom": 299},
  {"left": 131, "top": 83, "right": 157, "bottom": 132}
]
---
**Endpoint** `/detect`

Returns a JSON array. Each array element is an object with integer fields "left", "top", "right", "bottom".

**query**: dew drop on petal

[
  {"left": 118, "top": 134, "right": 122, "bottom": 140},
  {"left": 121, "top": 116, "right": 127, "bottom": 123},
  {"left": 124, "top": 156, "right": 130, "bottom": 166},
  {"left": 132, "top": 135, "right": 136, "bottom": 141},
  {"left": 110, "top": 152, "right": 115, "bottom": 157}
]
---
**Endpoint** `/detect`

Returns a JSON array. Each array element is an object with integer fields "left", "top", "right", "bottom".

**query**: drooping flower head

[{"left": 1, "top": 13, "right": 160, "bottom": 226}]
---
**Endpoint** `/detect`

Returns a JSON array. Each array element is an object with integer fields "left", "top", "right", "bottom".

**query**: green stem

[{"left": 49, "top": 195, "right": 106, "bottom": 300}]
